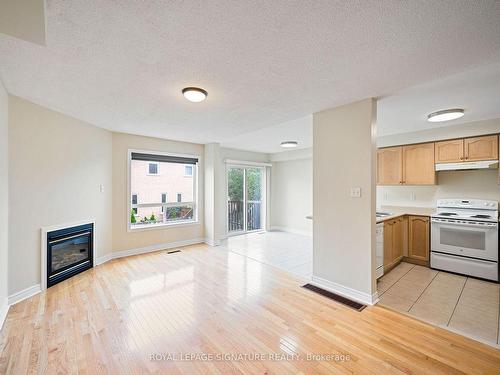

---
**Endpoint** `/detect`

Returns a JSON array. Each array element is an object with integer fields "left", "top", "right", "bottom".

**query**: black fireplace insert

[{"left": 47, "top": 223, "right": 93, "bottom": 287}]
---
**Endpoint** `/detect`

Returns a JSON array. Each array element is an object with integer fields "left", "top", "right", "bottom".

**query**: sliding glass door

[
  {"left": 227, "top": 166, "right": 264, "bottom": 234},
  {"left": 227, "top": 167, "right": 245, "bottom": 232}
]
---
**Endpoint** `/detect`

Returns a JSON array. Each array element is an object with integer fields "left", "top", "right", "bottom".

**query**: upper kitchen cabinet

[
  {"left": 377, "top": 147, "right": 402, "bottom": 185},
  {"left": 377, "top": 143, "right": 435, "bottom": 186},
  {"left": 464, "top": 135, "right": 498, "bottom": 161},
  {"left": 435, "top": 139, "right": 464, "bottom": 163},
  {"left": 402, "top": 143, "right": 436, "bottom": 185}
]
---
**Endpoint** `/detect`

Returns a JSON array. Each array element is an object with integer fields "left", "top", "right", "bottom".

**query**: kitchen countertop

[{"left": 376, "top": 205, "right": 436, "bottom": 223}]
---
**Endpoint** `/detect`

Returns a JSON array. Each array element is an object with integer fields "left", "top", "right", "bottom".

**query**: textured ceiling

[
  {"left": 378, "top": 62, "right": 500, "bottom": 136},
  {"left": 222, "top": 116, "right": 312, "bottom": 154},
  {"left": 1, "top": 1, "right": 500, "bottom": 146}
]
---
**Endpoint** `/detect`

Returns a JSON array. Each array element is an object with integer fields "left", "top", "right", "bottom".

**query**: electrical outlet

[
  {"left": 384, "top": 192, "right": 388, "bottom": 201},
  {"left": 350, "top": 187, "right": 361, "bottom": 198},
  {"left": 99, "top": 184, "right": 105, "bottom": 193},
  {"left": 410, "top": 192, "right": 416, "bottom": 201}
]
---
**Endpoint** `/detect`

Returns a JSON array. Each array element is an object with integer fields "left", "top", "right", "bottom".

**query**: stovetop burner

[{"left": 433, "top": 199, "right": 499, "bottom": 223}]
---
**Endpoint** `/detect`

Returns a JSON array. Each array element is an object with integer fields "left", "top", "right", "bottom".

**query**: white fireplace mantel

[{"left": 40, "top": 219, "right": 96, "bottom": 291}]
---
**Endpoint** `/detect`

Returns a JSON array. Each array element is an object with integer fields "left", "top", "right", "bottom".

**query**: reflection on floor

[
  {"left": 4, "top": 245, "right": 500, "bottom": 373},
  {"left": 220, "top": 231, "right": 312, "bottom": 279},
  {"left": 378, "top": 262, "right": 500, "bottom": 346}
]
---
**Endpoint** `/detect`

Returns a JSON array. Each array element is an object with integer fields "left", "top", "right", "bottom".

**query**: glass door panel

[
  {"left": 227, "top": 167, "right": 244, "bottom": 233},
  {"left": 246, "top": 168, "right": 262, "bottom": 231}
]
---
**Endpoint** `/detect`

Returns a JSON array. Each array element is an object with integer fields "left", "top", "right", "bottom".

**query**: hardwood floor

[{"left": 1, "top": 244, "right": 499, "bottom": 374}]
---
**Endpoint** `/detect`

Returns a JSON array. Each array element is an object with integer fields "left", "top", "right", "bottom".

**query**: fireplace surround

[{"left": 41, "top": 220, "right": 95, "bottom": 289}]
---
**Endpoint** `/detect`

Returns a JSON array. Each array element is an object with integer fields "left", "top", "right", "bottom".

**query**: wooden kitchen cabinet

[
  {"left": 464, "top": 135, "right": 498, "bottom": 161},
  {"left": 377, "top": 143, "right": 435, "bottom": 186},
  {"left": 407, "top": 216, "right": 430, "bottom": 263},
  {"left": 392, "top": 217, "right": 405, "bottom": 261},
  {"left": 402, "top": 143, "right": 436, "bottom": 185},
  {"left": 383, "top": 216, "right": 406, "bottom": 272},
  {"left": 383, "top": 220, "right": 394, "bottom": 269},
  {"left": 377, "top": 147, "right": 402, "bottom": 185},
  {"left": 435, "top": 139, "right": 464, "bottom": 163}
]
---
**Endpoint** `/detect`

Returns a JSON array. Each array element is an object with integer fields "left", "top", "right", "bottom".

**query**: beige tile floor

[
  {"left": 220, "top": 230, "right": 313, "bottom": 279},
  {"left": 378, "top": 262, "right": 500, "bottom": 346}
]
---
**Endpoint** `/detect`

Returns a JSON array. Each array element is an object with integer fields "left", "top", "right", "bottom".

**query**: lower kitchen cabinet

[
  {"left": 407, "top": 215, "right": 430, "bottom": 263},
  {"left": 383, "top": 216, "right": 406, "bottom": 272}
]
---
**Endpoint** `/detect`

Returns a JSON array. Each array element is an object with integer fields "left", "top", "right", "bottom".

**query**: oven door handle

[{"left": 431, "top": 218, "right": 498, "bottom": 229}]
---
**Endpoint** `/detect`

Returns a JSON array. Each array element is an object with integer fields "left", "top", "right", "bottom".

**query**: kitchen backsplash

[{"left": 377, "top": 169, "right": 500, "bottom": 208}]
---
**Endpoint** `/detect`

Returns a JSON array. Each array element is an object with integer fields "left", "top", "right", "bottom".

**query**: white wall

[
  {"left": 271, "top": 156, "right": 312, "bottom": 236},
  {"left": 112, "top": 132, "right": 205, "bottom": 252},
  {"left": 0, "top": 80, "right": 8, "bottom": 325},
  {"left": 313, "top": 99, "right": 377, "bottom": 304},
  {"left": 8, "top": 96, "right": 113, "bottom": 295},
  {"left": 204, "top": 143, "right": 222, "bottom": 245},
  {"left": 378, "top": 169, "right": 500, "bottom": 207}
]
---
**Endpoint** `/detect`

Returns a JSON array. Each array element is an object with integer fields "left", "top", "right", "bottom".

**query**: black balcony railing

[{"left": 228, "top": 200, "right": 261, "bottom": 232}]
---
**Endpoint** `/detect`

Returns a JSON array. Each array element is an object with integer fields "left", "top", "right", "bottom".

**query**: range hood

[{"left": 435, "top": 160, "right": 499, "bottom": 171}]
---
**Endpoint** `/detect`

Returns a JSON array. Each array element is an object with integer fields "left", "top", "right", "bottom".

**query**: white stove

[
  {"left": 431, "top": 199, "right": 499, "bottom": 281},
  {"left": 433, "top": 199, "right": 498, "bottom": 223}
]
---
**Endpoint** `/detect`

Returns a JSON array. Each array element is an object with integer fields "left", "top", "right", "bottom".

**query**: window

[
  {"left": 184, "top": 165, "right": 193, "bottom": 176},
  {"left": 148, "top": 162, "right": 159, "bottom": 175},
  {"left": 129, "top": 151, "right": 198, "bottom": 229}
]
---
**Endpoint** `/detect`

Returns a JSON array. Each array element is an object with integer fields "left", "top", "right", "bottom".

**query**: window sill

[{"left": 128, "top": 220, "right": 199, "bottom": 232}]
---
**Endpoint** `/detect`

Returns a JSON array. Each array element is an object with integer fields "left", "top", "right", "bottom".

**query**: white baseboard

[
  {"left": 311, "top": 276, "right": 379, "bottom": 306},
  {"left": 8, "top": 284, "right": 41, "bottom": 306},
  {"left": 96, "top": 253, "right": 113, "bottom": 265},
  {"left": 112, "top": 238, "right": 205, "bottom": 260},
  {"left": 0, "top": 298, "right": 9, "bottom": 330},
  {"left": 204, "top": 237, "right": 221, "bottom": 246},
  {"left": 270, "top": 226, "right": 312, "bottom": 237}
]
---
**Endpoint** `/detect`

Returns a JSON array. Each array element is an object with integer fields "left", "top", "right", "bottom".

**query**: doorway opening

[{"left": 227, "top": 166, "right": 265, "bottom": 235}]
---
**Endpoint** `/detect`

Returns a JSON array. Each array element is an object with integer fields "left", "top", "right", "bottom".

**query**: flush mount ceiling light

[
  {"left": 182, "top": 87, "right": 207, "bottom": 102},
  {"left": 280, "top": 141, "right": 298, "bottom": 148},
  {"left": 427, "top": 108, "right": 464, "bottom": 123}
]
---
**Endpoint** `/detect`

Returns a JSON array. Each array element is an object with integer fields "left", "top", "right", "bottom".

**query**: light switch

[
  {"left": 410, "top": 192, "right": 416, "bottom": 201},
  {"left": 350, "top": 187, "right": 361, "bottom": 198}
]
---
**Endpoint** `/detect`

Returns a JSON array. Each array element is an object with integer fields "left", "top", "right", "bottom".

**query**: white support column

[
  {"left": 204, "top": 143, "right": 222, "bottom": 246},
  {"left": 312, "top": 98, "right": 378, "bottom": 305}
]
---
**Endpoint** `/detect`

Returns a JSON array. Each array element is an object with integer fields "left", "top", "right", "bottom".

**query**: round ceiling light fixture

[
  {"left": 427, "top": 108, "right": 464, "bottom": 123},
  {"left": 280, "top": 141, "right": 298, "bottom": 148},
  {"left": 182, "top": 87, "right": 207, "bottom": 102}
]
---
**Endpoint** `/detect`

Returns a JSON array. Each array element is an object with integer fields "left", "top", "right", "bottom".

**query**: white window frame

[
  {"left": 147, "top": 162, "right": 160, "bottom": 175},
  {"left": 127, "top": 149, "right": 199, "bottom": 232}
]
